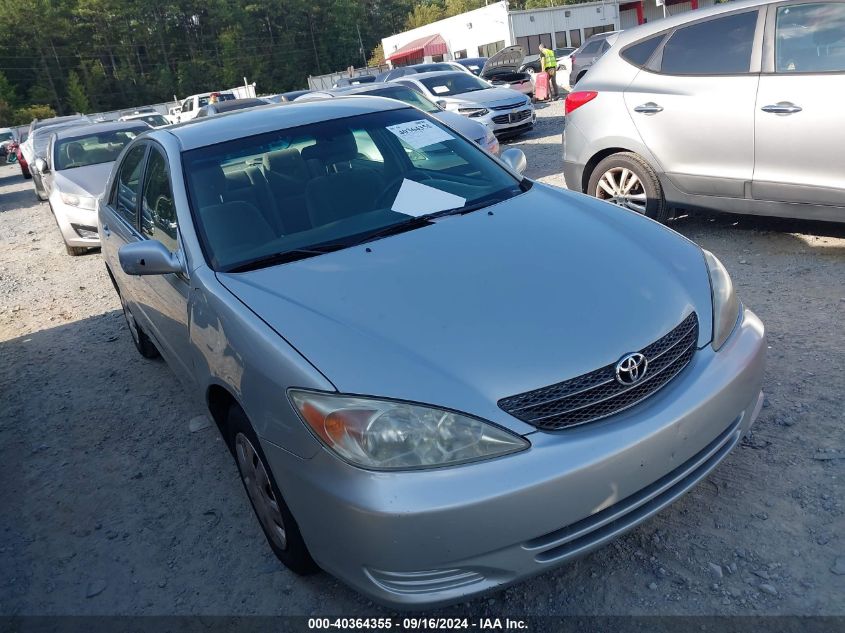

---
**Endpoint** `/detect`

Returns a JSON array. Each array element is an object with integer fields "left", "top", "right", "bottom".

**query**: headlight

[
  {"left": 457, "top": 106, "right": 489, "bottom": 118},
  {"left": 289, "top": 390, "right": 529, "bottom": 470},
  {"left": 703, "top": 250, "right": 740, "bottom": 351},
  {"left": 60, "top": 192, "right": 96, "bottom": 210}
]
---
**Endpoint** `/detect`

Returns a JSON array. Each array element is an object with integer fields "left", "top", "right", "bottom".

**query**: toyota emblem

[{"left": 615, "top": 352, "right": 648, "bottom": 386}]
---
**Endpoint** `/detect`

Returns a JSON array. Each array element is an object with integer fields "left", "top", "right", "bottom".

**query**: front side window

[
  {"left": 660, "top": 11, "right": 758, "bottom": 75},
  {"left": 54, "top": 128, "right": 145, "bottom": 170},
  {"left": 183, "top": 108, "right": 523, "bottom": 271},
  {"left": 140, "top": 148, "right": 178, "bottom": 252},
  {"left": 113, "top": 144, "right": 147, "bottom": 227},
  {"left": 419, "top": 73, "right": 490, "bottom": 96},
  {"left": 776, "top": 3, "right": 845, "bottom": 72},
  {"left": 182, "top": 99, "right": 192, "bottom": 112}
]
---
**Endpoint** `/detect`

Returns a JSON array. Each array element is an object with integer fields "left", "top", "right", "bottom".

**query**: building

[{"left": 381, "top": 0, "right": 714, "bottom": 66}]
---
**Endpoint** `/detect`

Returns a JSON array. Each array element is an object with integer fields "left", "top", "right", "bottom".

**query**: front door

[
  {"left": 752, "top": 0, "right": 845, "bottom": 211},
  {"left": 624, "top": 9, "right": 763, "bottom": 198},
  {"left": 133, "top": 145, "right": 194, "bottom": 383}
]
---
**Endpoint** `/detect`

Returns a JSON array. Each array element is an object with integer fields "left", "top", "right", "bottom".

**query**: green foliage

[
  {"left": 405, "top": 3, "right": 445, "bottom": 29},
  {"left": 368, "top": 44, "right": 385, "bottom": 68},
  {"left": 65, "top": 71, "right": 90, "bottom": 114},
  {"left": 12, "top": 104, "right": 56, "bottom": 125}
]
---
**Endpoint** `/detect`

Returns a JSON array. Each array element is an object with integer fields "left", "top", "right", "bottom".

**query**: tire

[
  {"left": 34, "top": 176, "right": 48, "bottom": 201},
  {"left": 587, "top": 152, "right": 669, "bottom": 223},
  {"left": 65, "top": 244, "right": 87, "bottom": 256},
  {"left": 119, "top": 292, "right": 160, "bottom": 358},
  {"left": 227, "top": 405, "right": 318, "bottom": 575}
]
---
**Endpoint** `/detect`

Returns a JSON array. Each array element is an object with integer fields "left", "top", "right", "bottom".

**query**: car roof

[
  {"left": 612, "top": 0, "right": 767, "bottom": 44},
  {"left": 32, "top": 120, "right": 90, "bottom": 138},
  {"left": 53, "top": 120, "right": 148, "bottom": 140},
  {"left": 209, "top": 98, "right": 267, "bottom": 112},
  {"left": 401, "top": 71, "right": 470, "bottom": 81},
  {"left": 159, "top": 96, "right": 408, "bottom": 151}
]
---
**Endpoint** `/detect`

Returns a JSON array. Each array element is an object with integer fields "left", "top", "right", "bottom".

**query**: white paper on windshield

[
  {"left": 391, "top": 179, "right": 466, "bottom": 217},
  {"left": 386, "top": 119, "right": 454, "bottom": 149},
  {"left": 431, "top": 85, "right": 449, "bottom": 94}
]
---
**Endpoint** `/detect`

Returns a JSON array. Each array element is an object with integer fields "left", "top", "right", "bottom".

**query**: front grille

[
  {"left": 492, "top": 109, "right": 532, "bottom": 124},
  {"left": 365, "top": 567, "right": 485, "bottom": 595},
  {"left": 499, "top": 312, "right": 699, "bottom": 431},
  {"left": 490, "top": 100, "right": 528, "bottom": 111}
]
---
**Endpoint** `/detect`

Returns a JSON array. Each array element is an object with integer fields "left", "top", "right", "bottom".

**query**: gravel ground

[{"left": 1, "top": 102, "right": 843, "bottom": 617}]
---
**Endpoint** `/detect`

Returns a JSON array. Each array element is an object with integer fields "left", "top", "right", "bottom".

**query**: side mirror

[
  {"left": 119, "top": 240, "right": 184, "bottom": 276},
  {"left": 500, "top": 148, "right": 527, "bottom": 175},
  {"left": 436, "top": 100, "right": 447, "bottom": 110},
  {"left": 35, "top": 158, "right": 49, "bottom": 173}
]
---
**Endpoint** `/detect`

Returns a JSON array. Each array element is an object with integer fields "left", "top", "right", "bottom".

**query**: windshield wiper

[{"left": 226, "top": 243, "right": 347, "bottom": 273}]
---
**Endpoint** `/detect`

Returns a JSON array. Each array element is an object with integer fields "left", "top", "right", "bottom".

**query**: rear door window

[
  {"left": 660, "top": 11, "right": 759, "bottom": 74},
  {"left": 775, "top": 2, "right": 845, "bottom": 72}
]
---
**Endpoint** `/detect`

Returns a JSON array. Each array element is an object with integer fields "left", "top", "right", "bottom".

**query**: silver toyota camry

[{"left": 98, "top": 97, "right": 765, "bottom": 608}]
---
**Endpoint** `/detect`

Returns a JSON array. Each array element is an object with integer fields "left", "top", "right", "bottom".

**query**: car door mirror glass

[
  {"left": 118, "top": 240, "right": 183, "bottom": 276},
  {"left": 500, "top": 148, "right": 527, "bottom": 175}
]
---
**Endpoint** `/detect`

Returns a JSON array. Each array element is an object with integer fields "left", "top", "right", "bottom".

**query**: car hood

[
  {"left": 481, "top": 45, "right": 526, "bottom": 77},
  {"left": 441, "top": 87, "right": 530, "bottom": 108},
  {"left": 52, "top": 162, "right": 114, "bottom": 198},
  {"left": 432, "top": 110, "right": 488, "bottom": 143},
  {"left": 218, "top": 185, "right": 713, "bottom": 434}
]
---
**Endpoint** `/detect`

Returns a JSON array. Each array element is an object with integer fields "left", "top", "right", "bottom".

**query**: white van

[{"left": 172, "top": 92, "right": 235, "bottom": 123}]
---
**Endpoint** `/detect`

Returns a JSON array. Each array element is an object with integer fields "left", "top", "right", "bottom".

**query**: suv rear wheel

[{"left": 588, "top": 152, "right": 668, "bottom": 223}]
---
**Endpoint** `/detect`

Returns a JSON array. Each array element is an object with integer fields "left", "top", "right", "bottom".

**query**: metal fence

[{"left": 307, "top": 65, "right": 389, "bottom": 91}]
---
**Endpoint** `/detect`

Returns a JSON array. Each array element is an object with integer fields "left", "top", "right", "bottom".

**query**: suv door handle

[
  {"left": 634, "top": 102, "right": 663, "bottom": 114},
  {"left": 761, "top": 102, "right": 802, "bottom": 114}
]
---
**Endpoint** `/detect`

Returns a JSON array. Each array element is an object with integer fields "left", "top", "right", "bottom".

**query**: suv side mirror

[
  {"left": 119, "top": 240, "right": 184, "bottom": 276},
  {"left": 436, "top": 100, "right": 447, "bottom": 110},
  {"left": 500, "top": 148, "right": 527, "bottom": 175},
  {"left": 35, "top": 158, "right": 49, "bottom": 173}
]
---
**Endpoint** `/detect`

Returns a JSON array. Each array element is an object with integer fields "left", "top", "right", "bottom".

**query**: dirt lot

[{"left": 1, "top": 102, "right": 843, "bottom": 617}]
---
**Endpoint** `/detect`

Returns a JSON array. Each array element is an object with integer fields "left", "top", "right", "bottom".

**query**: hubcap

[
  {"left": 235, "top": 433, "right": 287, "bottom": 550},
  {"left": 595, "top": 167, "right": 648, "bottom": 213}
]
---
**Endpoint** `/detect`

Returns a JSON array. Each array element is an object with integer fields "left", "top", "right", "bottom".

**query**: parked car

[
  {"left": 28, "top": 120, "right": 93, "bottom": 201},
  {"left": 265, "top": 90, "right": 313, "bottom": 103},
  {"left": 173, "top": 92, "right": 236, "bottom": 123},
  {"left": 194, "top": 98, "right": 269, "bottom": 119},
  {"left": 454, "top": 57, "right": 487, "bottom": 76},
  {"left": 375, "top": 61, "right": 471, "bottom": 82},
  {"left": 119, "top": 112, "right": 171, "bottom": 128},
  {"left": 11, "top": 126, "right": 31, "bottom": 178},
  {"left": 476, "top": 45, "right": 534, "bottom": 98},
  {"left": 40, "top": 121, "right": 148, "bottom": 255},
  {"left": 296, "top": 83, "right": 500, "bottom": 154},
  {"left": 396, "top": 71, "right": 535, "bottom": 137},
  {"left": 562, "top": 0, "right": 844, "bottom": 224},
  {"left": 99, "top": 96, "right": 764, "bottom": 608},
  {"left": 569, "top": 31, "right": 619, "bottom": 85},
  {"left": 333, "top": 76, "right": 377, "bottom": 88},
  {"left": 29, "top": 114, "right": 89, "bottom": 137}
]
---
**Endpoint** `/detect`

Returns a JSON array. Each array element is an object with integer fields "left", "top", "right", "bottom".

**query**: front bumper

[
  {"left": 480, "top": 107, "right": 536, "bottom": 136},
  {"left": 262, "top": 307, "right": 765, "bottom": 608},
  {"left": 50, "top": 195, "right": 101, "bottom": 248}
]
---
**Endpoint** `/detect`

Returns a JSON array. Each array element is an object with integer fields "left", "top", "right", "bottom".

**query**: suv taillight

[{"left": 565, "top": 91, "right": 597, "bottom": 115}]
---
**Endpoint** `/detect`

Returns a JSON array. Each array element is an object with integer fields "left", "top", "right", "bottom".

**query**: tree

[
  {"left": 368, "top": 43, "right": 385, "bottom": 67},
  {"left": 404, "top": 3, "right": 444, "bottom": 29},
  {"left": 444, "top": 0, "right": 486, "bottom": 17},
  {"left": 65, "top": 71, "right": 90, "bottom": 113},
  {"left": 12, "top": 104, "right": 56, "bottom": 126}
]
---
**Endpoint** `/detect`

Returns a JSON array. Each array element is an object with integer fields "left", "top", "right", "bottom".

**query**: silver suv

[
  {"left": 562, "top": 0, "right": 845, "bottom": 224},
  {"left": 568, "top": 31, "right": 619, "bottom": 85}
]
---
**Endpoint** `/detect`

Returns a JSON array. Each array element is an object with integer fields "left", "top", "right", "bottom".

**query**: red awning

[{"left": 387, "top": 34, "right": 448, "bottom": 62}]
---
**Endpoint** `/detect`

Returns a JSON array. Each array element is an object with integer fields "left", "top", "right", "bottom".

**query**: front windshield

[
  {"left": 55, "top": 128, "right": 144, "bottom": 170},
  {"left": 184, "top": 107, "right": 523, "bottom": 272},
  {"left": 364, "top": 86, "right": 439, "bottom": 113},
  {"left": 419, "top": 73, "right": 490, "bottom": 96}
]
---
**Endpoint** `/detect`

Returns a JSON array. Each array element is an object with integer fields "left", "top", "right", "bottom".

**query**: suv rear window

[{"left": 660, "top": 11, "right": 758, "bottom": 75}]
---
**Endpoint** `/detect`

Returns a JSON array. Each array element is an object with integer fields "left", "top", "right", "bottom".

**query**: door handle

[
  {"left": 102, "top": 223, "right": 110, "bottom": 237},
  {"left": 761, "top": 103, "right": 802, "bottom": 114},
  {"left": 634, "top": 102, "right": 663, "bottom": 114}
]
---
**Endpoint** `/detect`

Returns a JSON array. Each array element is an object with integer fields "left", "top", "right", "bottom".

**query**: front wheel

[
  {"left": 587, "top": 152, "right": 668, "bottom": 223},
  {"left": 228, "top": 405, "right": 318, "bottom": 575},
  {"left": 120, "top": 293, "right": 160, "bottom": 358}
]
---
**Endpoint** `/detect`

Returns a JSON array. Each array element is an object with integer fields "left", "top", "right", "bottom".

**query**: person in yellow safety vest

[{"left": 537, "top": 44, "right": 560, "bottom": 101}]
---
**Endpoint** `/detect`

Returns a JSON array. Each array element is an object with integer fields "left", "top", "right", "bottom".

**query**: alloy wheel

[
  {"left": 235, "top": 433, "right": 287, "bottom": 551},
  {"left": 595, "top": 167, "right": 648, "bottom": 213}
]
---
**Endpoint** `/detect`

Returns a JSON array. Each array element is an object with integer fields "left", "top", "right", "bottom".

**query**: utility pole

[{"left": 356, "top": 24, "right": 367, "bottom": 68}]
